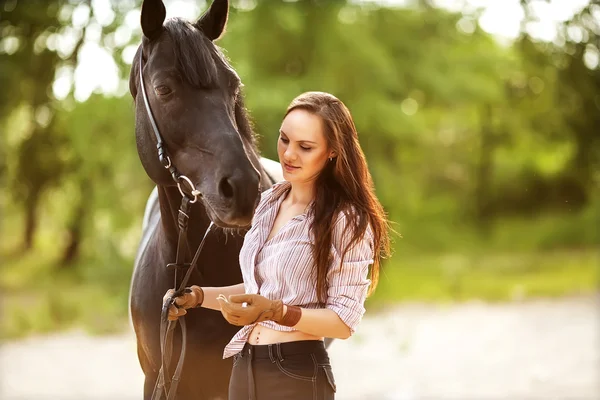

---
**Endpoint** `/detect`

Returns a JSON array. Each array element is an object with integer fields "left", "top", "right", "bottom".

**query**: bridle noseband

[{"left": 139, "top": 47, "right": 213, "bottom": 400}]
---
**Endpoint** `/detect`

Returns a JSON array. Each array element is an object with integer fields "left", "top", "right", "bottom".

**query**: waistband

[{"left": 241, "top": 340, "right": 326, "bottom": 360}]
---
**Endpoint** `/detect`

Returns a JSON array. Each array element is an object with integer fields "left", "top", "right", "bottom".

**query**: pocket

[
  {"left": 274, "top": 353, "right": 317, "bottom": 381},
  {"left": 321, "top": 365, "right": 337, "bottom": 393}
]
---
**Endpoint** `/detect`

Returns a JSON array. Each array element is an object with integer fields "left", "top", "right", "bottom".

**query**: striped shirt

[{"left": 222, "top": 180, "right": 374, "bottom": 358}]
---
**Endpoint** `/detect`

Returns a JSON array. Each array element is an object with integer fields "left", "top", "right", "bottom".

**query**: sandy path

[{"left": 1, "top": 295, "right": 598, "bottom": 400}]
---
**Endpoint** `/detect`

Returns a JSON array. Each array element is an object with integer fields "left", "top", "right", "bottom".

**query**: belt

[{"left": 241, "top": 340, "right": 325, "bottom": 360}]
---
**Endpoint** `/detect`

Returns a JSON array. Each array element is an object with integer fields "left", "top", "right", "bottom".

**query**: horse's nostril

[{"left": 219, "top": 177, "right": 235, "bottom": 199}]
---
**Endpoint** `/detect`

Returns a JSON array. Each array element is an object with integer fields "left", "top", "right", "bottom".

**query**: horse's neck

[{"left": 156, "top": 185, "right": 211, "bottom": 259}]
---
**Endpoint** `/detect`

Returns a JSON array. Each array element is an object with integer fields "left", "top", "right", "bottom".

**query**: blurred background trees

[{"left": 1, "top": 0, "right": 598, "bottom": 338}]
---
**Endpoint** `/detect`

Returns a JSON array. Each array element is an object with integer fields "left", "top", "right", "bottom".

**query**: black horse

[{"left": 129, "top": 0, "right": 281, "bottom": 398}]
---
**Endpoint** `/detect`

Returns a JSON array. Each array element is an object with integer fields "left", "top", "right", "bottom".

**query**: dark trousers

[{"left": 228, "top": 340, "right": 337, "bottom": 400}]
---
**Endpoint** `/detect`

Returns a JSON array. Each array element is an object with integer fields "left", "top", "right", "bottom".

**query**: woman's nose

[{"left": 284, "top": 147, "right": 296, "bottom": 161}]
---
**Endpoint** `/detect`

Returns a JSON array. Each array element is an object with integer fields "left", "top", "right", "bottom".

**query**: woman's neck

[{"left": 286, "top": 181, "right": 315, "bottom": 209}]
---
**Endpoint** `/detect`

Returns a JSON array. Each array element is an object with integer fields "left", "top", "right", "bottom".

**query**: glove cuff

[
  {"left": 190, "top": 285, "right": 205, "bottom": 308},
  {"left": 278, "top": 304, "right": 302, "bottom": 327}
]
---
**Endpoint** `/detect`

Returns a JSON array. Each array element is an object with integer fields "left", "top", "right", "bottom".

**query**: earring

[{"left": 329, "top": 157, "right": 333, "bottom": 162}]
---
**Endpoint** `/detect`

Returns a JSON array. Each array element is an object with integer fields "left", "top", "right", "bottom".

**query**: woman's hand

[
  {"left": 217, "top": 294, "right": 283, "bottom": 326},
  {"left": 163, "top": 285, "right": 204, "bottom": 321}
]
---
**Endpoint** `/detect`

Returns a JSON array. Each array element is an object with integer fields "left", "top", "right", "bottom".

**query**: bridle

[
  {"left": 139, "top": 47, "right": 214, "bottom": 400},
  {"left": 138, "top": 47, "right": 201, "bottom": 204}
]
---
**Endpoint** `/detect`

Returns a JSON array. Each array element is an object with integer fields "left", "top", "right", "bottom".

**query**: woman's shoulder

[{"left": 332, "top": 205, "right": 373, "bottom": 248}]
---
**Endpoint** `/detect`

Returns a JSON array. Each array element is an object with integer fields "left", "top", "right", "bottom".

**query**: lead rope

[{"left": 151, "top": 198, "right": 215, "bottom": 400}]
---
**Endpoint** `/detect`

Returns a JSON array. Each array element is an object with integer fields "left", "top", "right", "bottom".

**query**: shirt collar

[{"left": 268, "top": 180, "right": 292, "bottom": 204}]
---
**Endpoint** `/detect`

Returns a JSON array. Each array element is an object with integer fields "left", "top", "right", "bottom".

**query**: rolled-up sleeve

[{"left": 326, "top": 212, "right": 374, "bottom": 334}]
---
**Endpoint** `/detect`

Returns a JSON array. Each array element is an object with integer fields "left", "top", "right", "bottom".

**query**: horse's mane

[{"left": 164, "top": 18, "right": 227, "bottom": 89}]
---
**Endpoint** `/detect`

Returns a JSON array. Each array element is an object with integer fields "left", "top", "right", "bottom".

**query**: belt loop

[
  {"left": 276, "top": 343, "right": 284, "bottom": 362},
  {"left": 268, "top": 344, "right": 276, "bottom": 363}
]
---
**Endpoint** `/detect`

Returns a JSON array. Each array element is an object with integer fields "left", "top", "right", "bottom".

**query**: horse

[{"left": 128, "top": 0, "right": 282, "bottom": 398}]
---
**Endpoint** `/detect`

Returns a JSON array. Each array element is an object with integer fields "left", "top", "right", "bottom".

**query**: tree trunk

[
  {"left": 59, "top": 204, "right": 84, "bottom": 267},
  {"left": 59, "top": 180, "right": 89, "bottom": 267},
  {"left": 23, "top": 195, "right": 39, "bottom": 251},
  {"left": 474, "top": 103, "right": 495, "bottom": 235}
]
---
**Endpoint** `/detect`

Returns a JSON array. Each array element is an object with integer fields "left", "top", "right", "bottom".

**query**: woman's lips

[{"left": 283, "top": 162, "right": 299, "bottom": 172}]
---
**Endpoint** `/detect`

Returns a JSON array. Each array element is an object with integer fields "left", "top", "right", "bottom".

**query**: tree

[{"left": 1, "top": 0, "right": 74, "bottom": 250}]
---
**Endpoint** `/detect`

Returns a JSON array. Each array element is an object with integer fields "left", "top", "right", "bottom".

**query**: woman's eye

[
  {"left": 155, "top": 85, "right": 172, "bottom": 96},
  {"left": 280, "top": 137, "right": 289, "bottom": 143},
  {"left": 300, "top": 146, "right": 312, "bottom": 151}
]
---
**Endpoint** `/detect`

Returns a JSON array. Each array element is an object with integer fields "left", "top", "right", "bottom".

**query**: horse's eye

[{"left": 154, "top": 85, "right": 172, "bottom": 96}]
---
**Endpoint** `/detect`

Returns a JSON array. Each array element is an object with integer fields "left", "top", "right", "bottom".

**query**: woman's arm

[
  {"left": 217, "top": 294, "right": 352, "bottom": 338},
  {"left": 200, "top": 283, "right": 246, "bottom": 311},
  {"left": 165, "top": 283, "right": 246, "bottom": 320},
  {"left": 286, "top": 306, "right": 352, "bottom": 339},
  {"left": 316, "top": 213, "right": 374, "bottom": 338}
]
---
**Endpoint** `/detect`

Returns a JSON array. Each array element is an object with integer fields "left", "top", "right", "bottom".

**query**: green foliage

[
  {"left": 1, "top": 0, "right": 598, "bottom": 338},
  {"left": 369, "top": 248, "right": 599, "bottom": 307}
]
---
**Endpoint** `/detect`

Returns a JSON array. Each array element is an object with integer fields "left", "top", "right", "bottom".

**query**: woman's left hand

[
  {"left": 162, "top": 286, "right": 204, "bottom": 321},
  {"left": 217, "top": 294, "right": 283, "bottom": 326}
]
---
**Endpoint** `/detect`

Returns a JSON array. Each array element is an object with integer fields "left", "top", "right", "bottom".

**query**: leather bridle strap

[
  {"left": 139, "top": 47, "right": 213, "bottom": 400},
  {"left": 138, "top": 48, "right": 201, "bottom": 203},
  {"left": 138, "top": 49, "right": 173, "bottom": 172},
  {"left": 153, "top": 218, "right": 214, "bottom": 400}
]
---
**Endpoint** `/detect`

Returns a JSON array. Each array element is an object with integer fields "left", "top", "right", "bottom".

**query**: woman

[{"left": 165, "top": 91, "right": 390, "bottom": 399}]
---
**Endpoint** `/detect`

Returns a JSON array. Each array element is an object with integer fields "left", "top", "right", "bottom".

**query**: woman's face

[{"left": 278, "top": 109, "right": 333, "bottom": 184}]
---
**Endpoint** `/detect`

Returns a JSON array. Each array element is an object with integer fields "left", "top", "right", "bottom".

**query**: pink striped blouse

[{"left": 222, "top": 180, "right": 374, "bottom": 359}]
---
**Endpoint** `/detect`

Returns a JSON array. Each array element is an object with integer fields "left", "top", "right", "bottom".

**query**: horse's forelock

[
  {"left": 160, "top": 19, "right": 257, "bottom": 153},
  {"left": 163, "top": 18, "right": 231, "bottom": 90}
]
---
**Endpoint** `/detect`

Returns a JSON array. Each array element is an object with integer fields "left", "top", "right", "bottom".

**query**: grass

[
  {"left": 0, "top": 228, "right": 133, "bottom": 340},
  {"left": 368, "top": 249, "right": 599, "bottom": 308},
  {"left": 2, "top": 244, "right": 598, "bottom": 340},
  {"left": 1, "top": 253, "right": 131, "bottom": 340}
]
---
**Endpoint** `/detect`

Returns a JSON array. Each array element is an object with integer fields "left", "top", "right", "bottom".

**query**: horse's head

[{"left": 130, "top": 0, "right": 261, "bottom": 228}]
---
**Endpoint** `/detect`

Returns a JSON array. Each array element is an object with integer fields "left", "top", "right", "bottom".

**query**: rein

[{"left": 139, "top": 49, "right": 213, "bottom": 400}]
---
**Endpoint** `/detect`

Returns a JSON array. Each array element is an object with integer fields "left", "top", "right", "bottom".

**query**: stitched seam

[
  {"left": 310, "top": 353, "right": 318, "bottom": 380},
  {"left": 275, "top": 359, "right": 314, "bottom": 381},
  {"left": 275, "top": 362, "right": 314, "bottom": 381},
  {"left": 321, "top": 365, "right": 337, "bottom": 393},
  {"left": 311, "top": 353, "right": 318, "bottom": 400}
]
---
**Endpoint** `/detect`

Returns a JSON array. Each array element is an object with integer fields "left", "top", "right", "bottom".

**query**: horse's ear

[
  {"left": 196, "top": 0, "right": 229, "bottom": 41},
  {"left": 141, "top": 0, "right": 166, "bottom": 40}
]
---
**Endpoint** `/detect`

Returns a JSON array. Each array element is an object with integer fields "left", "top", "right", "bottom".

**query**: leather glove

[
  {"left": 163, "top": 285, "right": 204, "bottom": 321},
  {"left": 217, "top": 294, "right": 283, "bottom": 326}
]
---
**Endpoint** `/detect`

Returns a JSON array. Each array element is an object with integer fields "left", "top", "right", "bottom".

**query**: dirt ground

[{"left": 1, "top": 294, "right": 598, "bottom": 400}]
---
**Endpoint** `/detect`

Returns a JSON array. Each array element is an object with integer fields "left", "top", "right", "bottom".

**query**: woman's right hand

[{"left": 163, "top": 285, "right": 204, "bottom": 321}]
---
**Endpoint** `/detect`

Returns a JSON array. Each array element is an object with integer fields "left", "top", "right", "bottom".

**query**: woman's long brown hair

[{"left": 284, "top": 92, "right": 391, "bottom": 303}]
